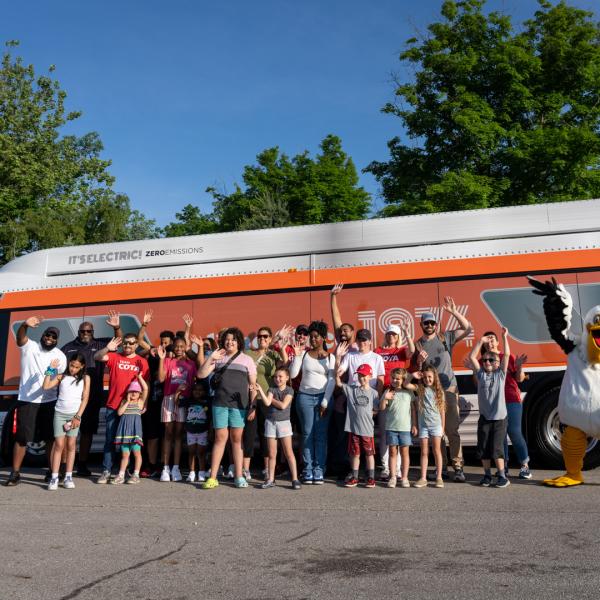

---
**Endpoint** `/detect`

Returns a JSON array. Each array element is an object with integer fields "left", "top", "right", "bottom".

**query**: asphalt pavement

[{"left": 1, "top": 465, "right": 600, "bottom": 600}]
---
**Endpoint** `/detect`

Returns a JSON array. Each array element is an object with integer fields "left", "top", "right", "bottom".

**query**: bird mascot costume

[{"left": 529, "top": 276, "right": 600, "bottom": 487}]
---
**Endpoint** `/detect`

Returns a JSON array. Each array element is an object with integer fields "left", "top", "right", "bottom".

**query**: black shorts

[
  {"left": 142, "top": 397, "right": 163, "bottom": 440},
  {"left": 15, "top": 401, "right": 55, "bottom": 445},
  {"left": 79, "top": 395, "right": 103, "bottom": 435},
  {"left": 476, "top": 416, "right": 507, "bottom": 460}
]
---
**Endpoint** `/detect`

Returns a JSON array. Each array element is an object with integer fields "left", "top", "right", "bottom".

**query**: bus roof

[{"left": 1, "top": 198, "right": 599, "bottom": 294}]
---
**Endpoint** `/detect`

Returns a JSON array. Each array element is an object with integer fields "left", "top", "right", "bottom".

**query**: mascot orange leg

[{"left": 543, "top": 426, "right": 586, "bottom": 487}]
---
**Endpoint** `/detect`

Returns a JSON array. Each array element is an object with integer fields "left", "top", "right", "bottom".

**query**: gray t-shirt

[
  {"left": 477, "top": 368, "right": 507, "bottom": 420},
  {"left": 267, "top": 386, "right": 294, "bottom": 422},
  {"left": 342, "top": 383, "right": 378, "bottom": 436},
  {"left": 417, "top": 331, "right": 457, "bottom": 390}
]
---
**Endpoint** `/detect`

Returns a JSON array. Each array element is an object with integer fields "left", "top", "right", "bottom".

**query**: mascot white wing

[{"left": 527, "top": 276, "right": 577, "bottom": 354}]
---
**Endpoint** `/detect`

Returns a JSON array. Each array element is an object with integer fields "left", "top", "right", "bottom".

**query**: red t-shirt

[
  {"left": 375, "top": 346, "right": 410, "bottom": 387},
  {"left": 163, "top": 357, "right": 196, "bottom": 398},
  {"left": 105, "top": 352, "right": 150, "bottom": 410},
  {"left": 502, "top": 353, "right": 522, "bottom": 404}
]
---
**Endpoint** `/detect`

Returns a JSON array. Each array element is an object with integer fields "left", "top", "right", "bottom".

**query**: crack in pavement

[
  {"left": 58, "top": 540, "right": 188, "bottom": 600},
  {"left": 287, "top": 527, "right": 319, "bottom": 543}
]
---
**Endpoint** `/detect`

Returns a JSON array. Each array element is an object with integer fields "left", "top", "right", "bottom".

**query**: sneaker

[
  {"left": 160, "top": 467, "right": 171, "bottom": 482},
  {"left": 387, "top": 476, "right": 397, "bottom": 489},
  {"left": 76, "top": 465, "right": 92, "bottom": 477},
  {"left": 111, "top": 474, "right": 125, "bottom": 485},
  {"left": 225, "top": 464, "right": 235, "bottom": 479},
  {"left": 292, "top": 479, "right": 302, "bottom": 490},
  {"left": 186, "top": 471, "right": 196, "bottom": 483},
  {"left": 197, "top": 471, "right": 206, "bottom": 483},
  {"left": 44, "top": 470, "right": 52, "bottom": 483},
  {"left": 427, "top": 470, "right": 449, "bottom": 482},
  {"left": 495, "top": 469, "right": 510, "bottom": 478},
  {"left": 261, "top": 479, "right": 275, "bottom": 489},
  {"left": 201, "top": 477, "right": 219, "bottom": 490},
  {"left": 365, "top": 478, "right": 376, "bottom": 488},
  {"left": 312, "top": 476, "right": 324, "bottom": 485},
  {"left": 171, "top": 466, "right": 182, "bottom": 482},
  {"left": 234, "top": 477, "right": 248, "bottom": 488},
  {"left": 400, "top": 479, "right": 410, "bottom": 489},
  {"left": 454, "top": 468, "right": 466, "bottom": 483},
  {"left": 519, "top": 466, "right": 532, "bottom": 480},
  {"left": 496, "top": 476, "right": 510, "bottom": 488},
  {"left": 435, "top": 478, "right": 444, "bottom": 488},
  {"left": 242, "top": 469, "right": 252, "bottom": 481},
  {"left": 47, "top": 477, "right": 59, "bottom": 491},
  {"left": 5, "top": 471, "right": 20, "bottom": 487},
  {"left": 127, "top": 474, "right": 140, "bottom": 485},
  {"left": 480, "top": 474, "right": 493, "bottom": 487},
  {"left": 344, "top": 477, "right": 359, "bottom": 488},
  {"left": 63, "top": 476, "right": 75, "bottom": 489},
  {"left": 313, "top": 468, "right": 324, "bottom": 484},
  {"left": 413, "top": 478, "right": 427, "bottom": 488},
  {"left": 302, "top": 473, "right": 313, "bottom": 485},
  {"left": 379, "top": 469, "right": 390, "bottom": 482},
  {"left": 261, "top": 468, "right": 268, "bottom": 479},
  {"left": 97, "top": 470, "right": 111, "bottom": 484}
]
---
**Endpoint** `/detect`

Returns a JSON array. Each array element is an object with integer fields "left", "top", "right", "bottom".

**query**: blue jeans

[
  {"left": 103, "top": 408, "right": 120, "bottom": 473},
  {"left": 504, "top": 402, "right": 529, "bottom": 467},
  {"left": 296, "top": 392, "right": 330, "bottom": 479}
]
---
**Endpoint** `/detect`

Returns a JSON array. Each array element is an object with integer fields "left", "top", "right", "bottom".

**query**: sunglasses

[
  {"left": 257, "top": 334, "right": 270, "bottom": 339},
  {"left": 122, "top": 340, "right": 137, "bottom": 346},
  {"left": 79, "top": 329, "right": 93, "bottom": 334},
  {"left": 43, "top": 332, "right": 58, "bottom": 339},
  {"left": 422, "top": 321, "right": 436, "bottom": 326},
  {"left": 482, "top": 358, "right": 498, "bottom": 363}
]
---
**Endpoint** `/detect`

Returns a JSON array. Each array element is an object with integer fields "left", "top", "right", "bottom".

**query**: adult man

[
  {"left": 415, "top": 296, "right": 472, "bottom": 482},
  {"left": 60, "top": 312, "right": 122, "bottom": 476},
  {"left": 5, "top": 317, "right": 67, "bottom": 486},
  {"left": 94, "top": 332, "right": 149, "bottom": 483}
]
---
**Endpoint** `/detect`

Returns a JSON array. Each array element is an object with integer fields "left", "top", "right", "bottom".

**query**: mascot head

[{"left": 584, "top": 305, "right": 600, "bottom": 365}]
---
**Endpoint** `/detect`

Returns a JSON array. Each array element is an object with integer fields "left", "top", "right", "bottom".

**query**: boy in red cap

[{"left": 335, "top": 344, "right": 379, "bottom": 488}]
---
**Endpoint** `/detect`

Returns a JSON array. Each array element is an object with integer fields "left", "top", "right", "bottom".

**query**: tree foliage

[
  {"left": 366, "top": 0, "right": 600, "bottom": 216},
  {"left": 0, "top": 42, "right": 158, "bottom": 264},
  {"left": 163, "top": 134, "right": 371, "bottom": 236}
]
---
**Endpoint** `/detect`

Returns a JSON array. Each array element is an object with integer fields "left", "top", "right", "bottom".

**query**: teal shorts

[
  {"left": 212, "top": 406, "right": 246, "bottom": 429},
  {"left": 53, "top": 411, "right": 79, "bottom": 438},
  {"left": 120, "top": 443, "right": 142, "bottom": 453}
]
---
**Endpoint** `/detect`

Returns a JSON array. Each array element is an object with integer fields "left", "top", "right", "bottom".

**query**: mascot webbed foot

[{"left": 543, "top": 475, "right": 583, "bottom": 487}]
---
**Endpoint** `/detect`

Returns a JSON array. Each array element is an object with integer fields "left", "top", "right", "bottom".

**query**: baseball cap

[
  {"left": 43, "top": 326, "right": 60, "bottom": 338},
  {"left": 420, "top": 312, "right": 437, "bottom": 324},
  {"left": 295, "top": 324, "right": 309, "bottom": 335},
  {"left": 355, "top": 364, "right": 373, "bottom": 377},
  {"left": 386, "top": 324, "right": 401, "bottom": 335},
  {"left": 355, "top": 328, "right": 372, "bottom": 341},
  {"left": 127, "top": 380, "right": 142, "bottom": 393}
]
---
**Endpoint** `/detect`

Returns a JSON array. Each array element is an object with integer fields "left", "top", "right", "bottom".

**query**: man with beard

[
  {"left": 60, "top": 312, "right": 122, "bottom": 476},
  {"left": 5, "top": 317, "right": 67, "bottom": 486}
]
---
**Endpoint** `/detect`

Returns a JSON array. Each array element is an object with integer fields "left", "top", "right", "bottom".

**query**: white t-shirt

[
  {"left": 56, "top": 375, "right": 85, "bottom": 414},
  {"left": 290, "top": 352, "right": 336, "bottom": 404},
  {"left": 18, "top": 339, "right": 67, "bottom": 404},
  {"left": 340, "top": 350, "right": 385, "bottom": 402}
]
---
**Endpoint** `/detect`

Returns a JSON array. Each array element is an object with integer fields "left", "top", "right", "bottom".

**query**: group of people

[{"left": 4, "top": 284, "right": 533, "bottom": 491}]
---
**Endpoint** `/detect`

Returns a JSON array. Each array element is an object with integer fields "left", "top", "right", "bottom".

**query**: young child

[
  {"left": 43, "top": 355, "right": 90, "bottom": 490},
  {"left": 334, "top": 347, "right": 379, "bottom": 488},
  {"left": 404, "top": 366, "right": 446, "bottom": 488},
  {"left": 468, "top": 327, "right": 511, "bottom": 488},
  {"left": 181, "top": 379, "right": 211, "bottom": 483},
  {"left": 379, "top": 368, "right": 417, "bottom": 488},
  {"left": 254, "top": 367, "right": 301, "bottom": 489},
  {"left": 112, "top": 375, "right": 148, "bottom": 484}
]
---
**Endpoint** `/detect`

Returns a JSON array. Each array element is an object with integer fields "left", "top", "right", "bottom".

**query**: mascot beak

[{"left": 587, "top": 317, "right": 600, "bottom": 364}]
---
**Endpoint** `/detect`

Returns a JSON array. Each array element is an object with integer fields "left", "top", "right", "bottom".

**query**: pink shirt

[{"left": 163, "top": 357, "right": 196, "bottom": 398}]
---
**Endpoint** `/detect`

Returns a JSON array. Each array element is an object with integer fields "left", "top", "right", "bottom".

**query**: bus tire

[
  {"left": 0, "top": 406, "right": 47, "bottom": 468},
  {"left": 528, "top": 386, "right": 600, "bottom": 470}
]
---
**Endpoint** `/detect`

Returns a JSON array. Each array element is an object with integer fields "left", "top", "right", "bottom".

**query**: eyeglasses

[
  {"left": 44, "top": 332, "right": 58, "bottom": 339},
  {"left": 257, "top": 334, "right": 270, "bottom": 339},
  {"left": 482, "top": 358, "right": 498, "bottom": 363},
  {"left": 79, "top": 329, "right": 93, "bottom": 334},
  {"left": 122, "top": 341, "right": 137, "bottom": 346},
  {"left": 422, "top": 321, "right": 436, "bottom": 326}
]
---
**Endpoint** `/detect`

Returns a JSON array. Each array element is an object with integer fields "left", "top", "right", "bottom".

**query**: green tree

[
  {"left": 366, "top": 0, "right": 600, "bottom": 216},
  {"left": 165, "top": 135, "right": 371, "bottom": 236},
  {"left": 0, "top": 42, "right": 157, "bottom": 263}
]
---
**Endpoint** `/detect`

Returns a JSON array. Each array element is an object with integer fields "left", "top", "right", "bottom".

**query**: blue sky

[{"left": 3, "top": 0, "right": 598, "bottom": 227}]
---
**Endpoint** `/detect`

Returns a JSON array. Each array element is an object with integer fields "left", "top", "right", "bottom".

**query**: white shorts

[
  {"left": 264, "top": 418, "right": 293, "bottom": 439},
  {"left": 186, "top": 431, "right": 208, "bottom": 446},
  {"left": 161, "top": 394, "right": 186, "bottom": 423}
]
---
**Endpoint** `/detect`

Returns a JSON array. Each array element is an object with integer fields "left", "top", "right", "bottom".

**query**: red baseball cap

[{"left": 355, "top": 364, "right": 373, "bottom": 377}]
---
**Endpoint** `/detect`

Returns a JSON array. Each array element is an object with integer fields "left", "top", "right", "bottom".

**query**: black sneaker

[
  {"left": 495, "top": 476, "right": 510, "bottom": 488},
  {"left": 479, "top": 474, "right": 492, "bottom": 487},
  {"left": 5, "top": 471, "right": 20, "bottom": 486},
  {"left": 292, "top": 479, "right": 301, "bottom": 490},
  {"left": 76, "top": 465, "right": 92, "bottom": 477}
]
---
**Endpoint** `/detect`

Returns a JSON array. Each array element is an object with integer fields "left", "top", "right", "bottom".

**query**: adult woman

[
  {"left": 199, "top": 327, "right": 257, "bottom": 489},
  {"left": 289, "top": 321, "right": 335, "bottom": 484},
  {"left": 375, "top": 323, "right": 415, "bottom": 480},
  {"left": 243, "top": 327, "right": 285, "bottom": 479}
]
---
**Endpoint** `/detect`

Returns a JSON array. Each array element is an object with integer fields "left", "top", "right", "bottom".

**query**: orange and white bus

[{"left": 1, "top": 199, "right": 599, "bottom": 467}]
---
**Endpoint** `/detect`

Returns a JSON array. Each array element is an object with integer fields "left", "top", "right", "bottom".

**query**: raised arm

[
  {"left": 42, "top": 358, "right": 63, "bottom": 390},
  {"left": 156, "top": 345, "right": 167, "bottom": 383},
  {"left": 190, "top": 334, "right": 205, "bottom": 368},
  {"left": 197, "top": 348, "right": 226, "bottom": 379},
  {"left": 17, "top": 316, "right": 43, "bottom": 347},
  {"left": 94, "top": 337, "right": 121, "bottom": 362},
  {"left": 254, "top": 383, "right": 271, "bottom": 406},
  {"left": 330, "top": 283, "right": 344, "bottom": 335},
  {"left": 138, "top": 373, "right": 149, "bottom": 411},
  {"left": 442, "top": 296, "right": 472, "bottom": 342},
  {"left": 401, "top": 323, "right": 416, "bottom": 355},
  {"left": 468, "top": 335, "right": 485, "bottom": 372},
  {"left": 137, "top": 309, "right": 153, "bottom": 351},
  {"left": 106, "top": 310, "right": 123, "bottom": 341},
  {"left": 288, "top": 341, "right": 306, "bottom": 379},
  {"left": 514, "top": 353, "right": 527, "bottom": 383},
  {"left": 379, "top": 387, "right": 394, "bottom": 412},
  {"left": 334, "top": 341, "right": 349, "bottom": 388},
  {"left": 500, "top": 327, "right": 510, "bottom": 374}
]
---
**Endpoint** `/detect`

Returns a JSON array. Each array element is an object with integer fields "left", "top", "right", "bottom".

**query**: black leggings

[{"left": 242, "top": 402, "right": 269, "bottom": 459}]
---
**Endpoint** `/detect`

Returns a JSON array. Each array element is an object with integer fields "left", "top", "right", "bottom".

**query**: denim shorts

[
  {"left": 386, "top": 430, "right": 412, "bottom": 447},
  {"left": 212, "top": 406, "right": 246, "bottom": 429},
  {"left": 419, "top": 425, "right": 443, "bottom": 439}
]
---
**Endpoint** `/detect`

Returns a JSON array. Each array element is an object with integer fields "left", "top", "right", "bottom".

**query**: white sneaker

[
  {"left": 171, "top": 465, "right": 182, "bottom": 482},
  {"left": 197, "top": 471, "right": 206, "bottom": 482},
  {"left": 186, "top": 471, "right": 196, "bottom": 483},
  {"left": 63, "top": 476, "right": 75, "bottom": 489},
  {"left": 47, "top": 477, "right": 59, "bottom": 491},
  {"left": 160, "top": 467, "right": 171, "bottom": 482},
  {"left": 226, "top": 464, "right": 235, "bottom": 479},
  {"left": 243, "top": 469, "right": 252, "bottom": 481}
]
